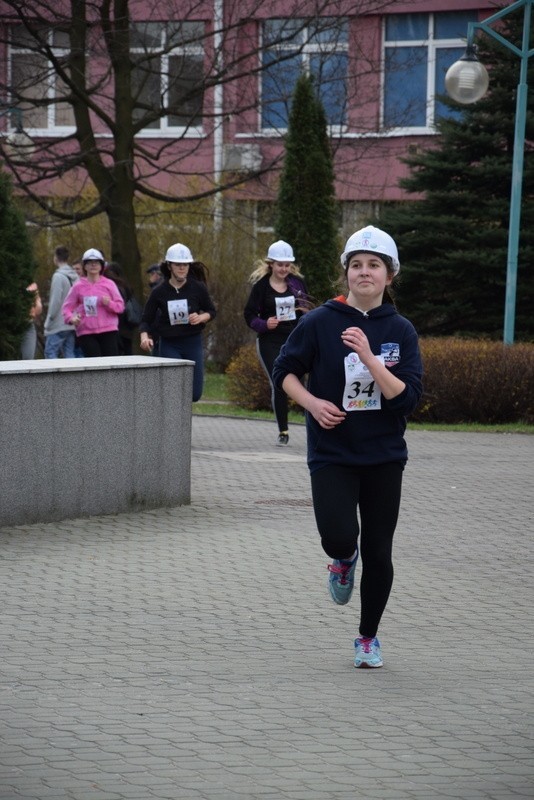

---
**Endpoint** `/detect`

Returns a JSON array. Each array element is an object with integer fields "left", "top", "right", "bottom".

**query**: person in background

[
  {"left": 104, "top": 261, "right": 141, "bottom": 355},
  {"left": 273, "top": 226, "right": 423, "bottom": 669},
  {"left": 146, "top": 263, "right": 163, "bottom": 291},
  {"left": 144, "top": 263, "right": 163, "bottom": 354},
  {"left": 20, "top": 282, "right": 42, "bottom": 359},
  {"left": 44, "top": 245, "right": 79, "bottom": 358},
  {"left": 244, "top": 240, "right": 310, "bottom": 447},
  {"left": 70, "top": 258, "right": 85, "bottom": 357},
  {"left": 139, "top": 243, "right": 216, "bottom": 401},
  {"left": 72, "top": 259, "right": 84, "bottom": 278},
  {"left": 62, "top": 248, "right": 124, "bottom": 357}
]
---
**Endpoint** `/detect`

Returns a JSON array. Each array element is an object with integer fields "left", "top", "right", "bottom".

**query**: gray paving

[{"left": 1, "top": 416, "right": 533, "bottom": 800}]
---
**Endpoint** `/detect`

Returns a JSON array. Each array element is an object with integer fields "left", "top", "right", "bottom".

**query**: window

[
  {"left": 261, "top": 18, "right": 348, "bottom": 130},
  {"left": 383, "top": 11, "right": 478, "bottom": 130},
  {"left": 9, "top": 25, "right": 74, "bottom": 130},
  {"left": 130, "top": 21, "right": 204, "bottom": 132}
]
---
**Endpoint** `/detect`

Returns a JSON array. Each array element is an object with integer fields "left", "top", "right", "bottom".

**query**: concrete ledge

[{"left": 0, "top": 356, "right": 194, "bottom": 527}]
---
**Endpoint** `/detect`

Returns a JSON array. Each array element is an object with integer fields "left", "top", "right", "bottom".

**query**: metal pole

[
  {"left": 461, "top": 0, "right": 532, "bottom": 344},
  {"left": 503, "top": 1, "right": 531, "bottom": 344}
]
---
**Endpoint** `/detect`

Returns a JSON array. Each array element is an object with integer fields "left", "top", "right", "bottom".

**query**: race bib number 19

[
  {"left": 342, "top": 354, "right": 384, "bottom": 411},
  {"left": 167, "top": 299, "right": 189, "bottom": 325}
]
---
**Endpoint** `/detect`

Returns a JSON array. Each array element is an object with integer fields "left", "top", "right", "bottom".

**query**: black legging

[
  {"left": 257, "top": 334, "right": 290, "bottom": 432},
  {"left": 311, "top": 462, "right": 403, "bottom": 638},
  {"left": 78, "top": 331, "right": 120, "bottom": 357}
]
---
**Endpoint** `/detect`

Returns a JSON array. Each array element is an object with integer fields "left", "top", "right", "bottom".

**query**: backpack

[{"left": 124, "top": 295, "right": 143, "bottom": 328}]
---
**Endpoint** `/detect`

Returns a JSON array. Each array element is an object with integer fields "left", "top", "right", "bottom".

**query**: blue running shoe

[
  {"left": 354, "top": 636, "right": 383, "bottom": 669},
  {"left": 327, "top": 551, "right": 357, "bottom": 605}
]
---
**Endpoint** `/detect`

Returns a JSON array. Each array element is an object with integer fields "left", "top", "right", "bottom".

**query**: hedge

[{"left": 226, "top": 338, "right": 534, "bottom": 425}]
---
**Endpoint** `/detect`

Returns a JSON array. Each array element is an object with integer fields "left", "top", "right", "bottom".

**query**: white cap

[
  {"left": 82, "top": 248, "right": 105, "bottom": 264},
  {"left": 340, "top": 226, "right": 400, "bottom": 274},
  {"left": 165, "top": 243, "right": 194, "bottom": 263},
  {"left": 267, "top": 240, "right": 295, "bottom": 262}
]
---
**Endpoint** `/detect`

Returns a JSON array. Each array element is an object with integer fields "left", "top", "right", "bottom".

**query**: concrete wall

[{"left": 0, "top": 356, "right": 194, "bottom": 528}]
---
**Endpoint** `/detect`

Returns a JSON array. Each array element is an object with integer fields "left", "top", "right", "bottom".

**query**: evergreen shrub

[
  {"left": 275, "top": 73, "right": 339, "bottom": 303},
  {"left": 414, "top": 338, "right": 534, "bottom": 424},
  {"left": 0, "top": 172, "right": 37, "bottom": 359}
]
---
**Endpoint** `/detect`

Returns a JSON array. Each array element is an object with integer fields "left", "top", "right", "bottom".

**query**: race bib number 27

[
  {"left": 275, "top": 295, "right": 296, "bottom": 321},
  {"left": 342, "top": 354, "right": 384, "bottom": 411}
]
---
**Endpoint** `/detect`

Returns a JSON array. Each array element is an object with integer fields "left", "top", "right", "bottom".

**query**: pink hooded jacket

[{"left": 62, "top": 276, "right": 125, "bottom": 336}]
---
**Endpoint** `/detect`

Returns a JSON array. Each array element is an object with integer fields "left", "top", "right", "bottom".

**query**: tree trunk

[{"left": 106, "top": 184, "right": 143, "bottom": 301}]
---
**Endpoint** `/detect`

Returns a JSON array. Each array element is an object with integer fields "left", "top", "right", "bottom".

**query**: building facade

[{"left": 0, "top": 0, "right": 495, "bottom": 242}]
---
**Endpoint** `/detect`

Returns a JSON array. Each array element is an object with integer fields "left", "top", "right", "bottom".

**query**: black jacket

[{"left": 140, "top": 278, "right": 216, "bottom": 340}]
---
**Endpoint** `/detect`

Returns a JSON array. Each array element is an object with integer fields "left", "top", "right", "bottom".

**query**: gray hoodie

[{"left": 44, "top": 264, "right": 80, "bottom": 336}]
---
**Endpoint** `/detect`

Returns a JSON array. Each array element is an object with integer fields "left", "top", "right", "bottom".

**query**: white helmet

[
  {"left": 340, "top": 226, "right": 400, "bottom": 274},
  {"left": 82, "top": 247, "right": 105, "bottom": 264},
  {"left": 165, "top": 243, "right": 194, "bottom": 263},
  {"left": 267, "top": 240, "right": 295, "bottom": 262}
]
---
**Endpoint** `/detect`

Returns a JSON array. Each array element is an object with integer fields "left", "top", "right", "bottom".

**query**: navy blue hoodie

[{"left": 272, "top": 298, "right": 423, "bottom": 472}]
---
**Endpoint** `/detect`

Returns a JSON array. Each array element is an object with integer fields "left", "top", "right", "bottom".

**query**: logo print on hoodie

[{"left": 381, "top": 342, "right": 400, "bottom": 367}]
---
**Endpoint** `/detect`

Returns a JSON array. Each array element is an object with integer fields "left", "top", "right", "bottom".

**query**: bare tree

[{"left": 0, "top": 0, "right": 392, "bottom": 293}]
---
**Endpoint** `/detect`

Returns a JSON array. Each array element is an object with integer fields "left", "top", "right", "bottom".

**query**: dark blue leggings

[
  {"left": 311, "top": 462, "right": 403, "bottom": 638},
  {"left": 159, "top": 335, "right": 204, "bottom": 402}
]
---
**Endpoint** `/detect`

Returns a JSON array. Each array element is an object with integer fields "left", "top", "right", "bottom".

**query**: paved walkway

[{"left": 1, "top": 416, "right": 533, "bottom": 800}]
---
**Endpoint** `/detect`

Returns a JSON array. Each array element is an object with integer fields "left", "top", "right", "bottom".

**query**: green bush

[
  {"left": 226, "top": 343, "right": 272, "bottom": 411},
  {"left": 226, "top": 337, "right": 534, "bottom": 425},
  {"left": 414, "top": 338, "right": 534, "bottom": 424},
  {"left": 0, "top": 173, "right": 36, "bottom": 359}
]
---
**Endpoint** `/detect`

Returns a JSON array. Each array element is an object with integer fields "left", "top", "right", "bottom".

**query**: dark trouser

[
  {"left": 257, "top": 335, "right": 289, "bottom": 432},
  {"left": 118, "top": 333, "right": 133, "bottom": 356},
  {"left": 311, "top": 462, "right": 404, "bottom": 638},
  {"left": 159, "top": 334, "right": 204, "bottom": 401},
  {"left": 78, "top": 331, "right": 119, "bottom": 357}
]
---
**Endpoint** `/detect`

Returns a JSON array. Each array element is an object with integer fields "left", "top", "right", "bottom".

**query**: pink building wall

[{"left": 0, "top": 0, "right": 495, "bottom": 206}]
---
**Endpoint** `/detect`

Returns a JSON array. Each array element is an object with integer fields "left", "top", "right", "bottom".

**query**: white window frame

[
  {"left": 8, "top": 26, "right": 75, "bottom": 135},
  {"left": 260, "top": 18, "right": 349, "bottom": 136},
  {"left": 130, "top": 21, "right": 205, "bottom": 138},
  {"left": 381, "top": 13, "right": 469, "bottom": 136}
]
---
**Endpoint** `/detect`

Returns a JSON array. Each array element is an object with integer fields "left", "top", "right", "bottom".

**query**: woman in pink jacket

[{"left": 62, "top": 248, "right": 125, "bottom": 357}]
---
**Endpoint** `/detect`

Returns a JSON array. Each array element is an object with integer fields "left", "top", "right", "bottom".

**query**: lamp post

[{"left": 445, "top": 0, "right": 533, "bottom": 345}]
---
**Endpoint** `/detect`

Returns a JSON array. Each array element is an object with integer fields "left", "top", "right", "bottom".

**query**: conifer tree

[
  {"left": 275, "top": 73, "right": 339, "bottom": 304},
  {"left": 379, "top": 11, "right": 534, "bottom": 340},
  {"left": 0, "top": 172, "right": 37, "bottom": 359}
]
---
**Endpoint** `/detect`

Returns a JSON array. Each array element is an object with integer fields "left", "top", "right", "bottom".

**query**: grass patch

[
  {"left": 194, "top": 402, "right": 305, "bottom": 424},
  {"left": 407, "top": 422, "right": 533, "bottom": 434},
  {"left": 198, "top": 373, "right": 534, "bottom": 433},
  {"left": 201, "top": 372, "right": 229, "bottom": 401}
]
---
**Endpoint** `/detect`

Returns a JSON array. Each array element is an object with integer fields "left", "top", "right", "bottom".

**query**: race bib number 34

[{"left": 342, "top": 354, "right": 384, "bottom": 411}]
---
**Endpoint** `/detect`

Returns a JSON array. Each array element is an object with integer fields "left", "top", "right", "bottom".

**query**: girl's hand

[
  {"left": 189, "top": 312, "right": 208, "bottom": 326},
  {"left": 309, "top": 397, "right": 346, "bottom": 429},
  {"left": 341, "top": 327, "right": 374, "bottom": 365},
  {"left": 266, "top": 316, "right": 279, "bottom": 330},
  {"left": 140, "top": 335, "right": 153, "bottom": 352},
  {"left": 102, "top": 295, "right": 110, "bottom": 306},
  {"left": 71, "top": 313, "right": 81, "bottom": 327}
]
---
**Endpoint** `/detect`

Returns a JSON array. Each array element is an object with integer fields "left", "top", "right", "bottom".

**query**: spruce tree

[
  {"left": 379, "top": 10, "right": 534, "bottom": 340},
  {"left": 0, "top": 172, "right": 37, "bottom": 359},
  {"left": 275, "top": 74, "right": 339, "bottom": 304}
]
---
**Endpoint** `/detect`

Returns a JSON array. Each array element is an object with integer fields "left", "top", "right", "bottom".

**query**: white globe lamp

[{"left": 445, "top": 47, "right": 489, "bottom": 105}]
